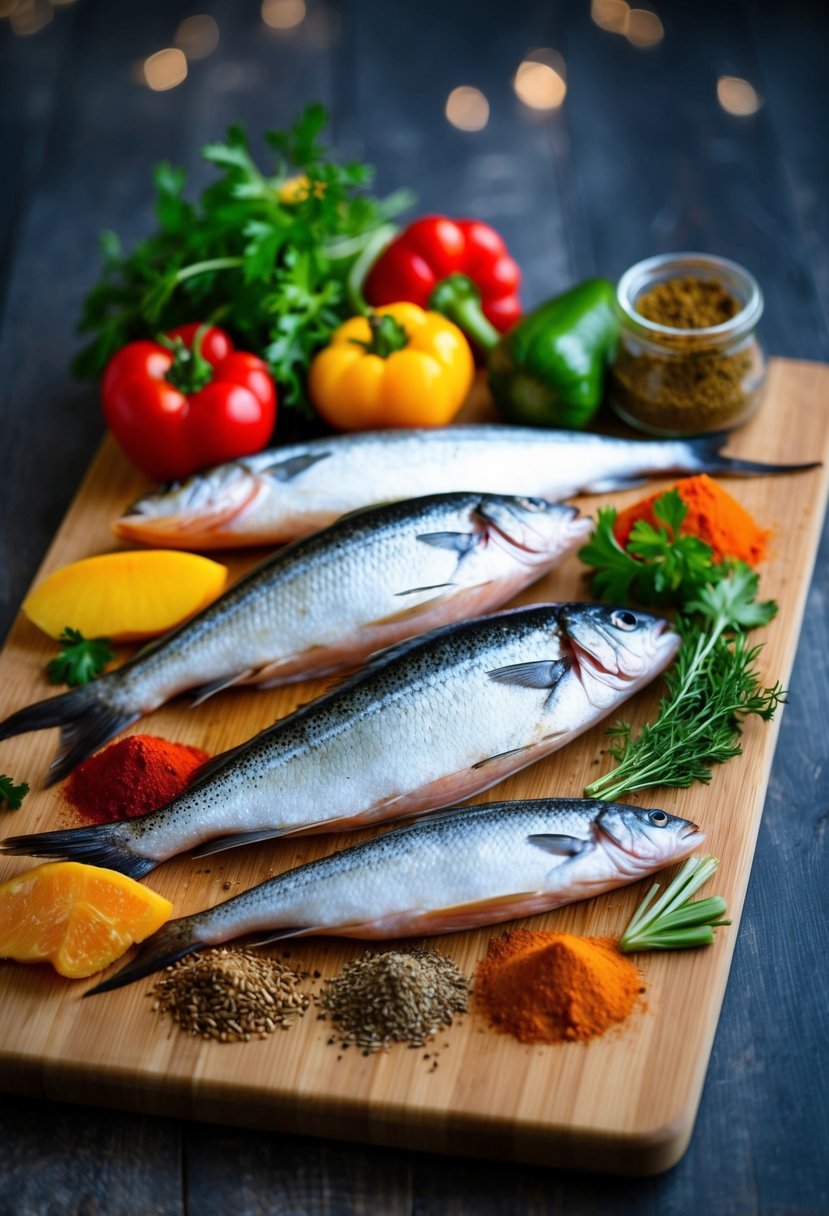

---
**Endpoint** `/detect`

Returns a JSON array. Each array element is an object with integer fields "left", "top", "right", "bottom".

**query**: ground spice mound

[
  {"left": 475, "top": 930, "right": 643, "bottom": 1044},
  {"left": 151, "top": 948, "right": 310, "bottom": 1042},
  {"left": 317, "top": 948, "right": 470, "bottom": 1054},
  {"left": 635, "top": 275, "right": 740, "bottom": 330},
  {"left": 65, "top": 734, "right": 210, "bottom": 824},
  {"left": 613, "top": 474, "right": 771, "bottom": 566}
]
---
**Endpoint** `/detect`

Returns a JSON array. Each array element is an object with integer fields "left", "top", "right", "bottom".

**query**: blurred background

[{"left": 1, "top": 2, "right": 828, "bottom": 1213}]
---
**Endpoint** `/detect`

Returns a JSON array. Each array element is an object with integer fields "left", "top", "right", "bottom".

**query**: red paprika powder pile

[
  {"left": 65, "top": 734, "right": 210, "bottom": 824},
  {"left": 475, "top": 929, "right": 643, "bottom": 1044}
]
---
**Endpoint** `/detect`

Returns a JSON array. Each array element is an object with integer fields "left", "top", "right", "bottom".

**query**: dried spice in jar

[{"left": 609, "top": 253, "right": 766, "bottom": 436}]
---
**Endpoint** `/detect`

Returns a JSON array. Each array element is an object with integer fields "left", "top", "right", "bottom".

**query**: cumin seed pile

[
  {"left": 317, "top": 948, "right": 470, "bottom": 1054},
  {"left": 151, "top": 948, "right": 310, "bottom": 1042}
]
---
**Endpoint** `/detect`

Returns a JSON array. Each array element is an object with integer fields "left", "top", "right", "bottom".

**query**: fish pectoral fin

[
  {"left": 416, "top": 530, "right": 479, "bottom": 554},
  {"left": 471, "top": 744, "right": 539, "bottom": 771},
  {"left": 526, "top": 833, "right": 590, "bottom": 857},
  {"left": 394, "top": 582, "right": 455, "bottom": 597},
  {"left": 190, "top": 670, "right": 256, "bottom": 707},
  {"left": 263, "top": 450, "right": 331, "bottom": 481},
  {"left": 487, "top": 657, "right": 571, "bottom": 690},
  {"left": 189, "top": 828, "right": 289, "bottom": 858}
]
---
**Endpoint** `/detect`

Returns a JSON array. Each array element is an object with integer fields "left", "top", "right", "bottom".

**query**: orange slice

[
  {"left": 0, "top": 861, "right": 173, "bottom": 979},
  {"left": 22, "top": 549, "right": 228, "bottom": 642}
]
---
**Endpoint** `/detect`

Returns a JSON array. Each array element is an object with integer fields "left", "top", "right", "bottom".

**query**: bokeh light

[
  {"left": 445, "top": 86, "right": 490, "bottom": 132},
  {"left": 717, "top": 75, "right": 763, "bottom": 116},
  {"left": 261, "top": 0, "right": 306, "bottom": 31},
  {"left": 175, "top": 15, "right": 220, "bottom": 60},
  {"left": 513, "top": 50, "right": 567, "bottom": 110},
  {"left": 9, "top": 0, "right": 53, "bottom": 35},
  {"left": 591, "top": 0, "right": 629, "bottom": 33},
  {"left": 143, "top": 48, "right": 189, "bottom": 92},
  {"left": 626, "top": 9, "right": 664, "bottom": 47}
]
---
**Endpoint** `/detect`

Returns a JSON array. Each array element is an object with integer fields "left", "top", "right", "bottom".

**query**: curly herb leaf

[
  {"left": 580, "top": 489, "right": 784, "bottom": 801},
  {"left": 0, "top": 775, "right": 29, "bottom": 812},
  {"left": 73, "top": 104, "right": 413, "bottom": 416},
  {"left": 47, "top": 628, "right": 114, "bottom": 688}
]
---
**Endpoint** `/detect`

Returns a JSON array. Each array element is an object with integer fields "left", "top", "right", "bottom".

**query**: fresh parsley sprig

[
  {"left": 0, "top": 775, "right": 29, "bottom": 812},
  {"left": 47, "top": 628, "right": 113, "bottom": 687},
  {"left": 581, "top": 493, "right": 784, "bottom": 801},
  {"left": 620, "top": 855, "right": 730, "bottom": 952},
  {"left": 73, "top": 104, "right": 413, "bottom": 416}
]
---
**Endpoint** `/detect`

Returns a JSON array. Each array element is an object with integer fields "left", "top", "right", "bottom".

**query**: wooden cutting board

[{"left": 0, "top": 358, "right": 827, "bottom": 1176}]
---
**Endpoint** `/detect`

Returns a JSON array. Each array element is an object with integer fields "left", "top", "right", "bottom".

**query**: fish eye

[
  {"left": 611, "top": 610, "right": 638, "bottom": 631},
  {"left": 648, "top": 810, "right": 669, "bottom": 827}
]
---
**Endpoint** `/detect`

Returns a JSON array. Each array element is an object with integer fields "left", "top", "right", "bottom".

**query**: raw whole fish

[
  {"left": 87, "top": 798, "right": 704, "bottom": 994},
  {"left": 113, "top": 424, "right": 818, "bottom": 550},
  {"left": 0, "top": 493, "right": 589, "bottom": 784},
  {"left": 2, "top": 603, "right": 678, "bottom": 877}
]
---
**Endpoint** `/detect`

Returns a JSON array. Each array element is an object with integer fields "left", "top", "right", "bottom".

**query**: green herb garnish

[
  {"left": 47, "top": 628, "right": 113, "bottom": 687},
  {"left": 73, "top": 104, "right": 413, "bottom": 416},
  {"left": 620, "top": 855, "right": 730, "bottom": 952},
  {"left": 581, "top": 494, "right": 785, "bottom": 801},
  {"left": 0, "top": 775, "right": 29, "bottom": 811}
]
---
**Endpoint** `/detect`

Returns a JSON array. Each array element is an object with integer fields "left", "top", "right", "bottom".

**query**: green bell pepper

[{"left": 431, "top": 274, "right": 619, "bottom": 429}]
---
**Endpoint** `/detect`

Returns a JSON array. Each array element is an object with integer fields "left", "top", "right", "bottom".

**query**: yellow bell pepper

[{"left": 308, "top": 302, "right": 475, "bottom": 430}]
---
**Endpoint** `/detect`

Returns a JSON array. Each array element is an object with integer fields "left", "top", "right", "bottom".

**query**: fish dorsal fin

[
  {"left": 190, "top": 669, "right": 255, "bottom": 708},
  {"left": 526, "top": 833, "right": 589, "bottom": 857},
  {"left": 185, "top": 740, "right": 251, "bottom": 790},
  {"left": 416, "top": 530, "right": 479, "bottom": 554},
  {"left": 487, "top": 657, "right": 571, "bottom": 690},
  {"left": 263, "top": 450, "right": 331, "bottom": 482}
]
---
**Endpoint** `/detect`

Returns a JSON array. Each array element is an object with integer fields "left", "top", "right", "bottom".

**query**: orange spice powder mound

[
  {"left": 474, "top": 930, "right": 643, "bottom": 1044},
  {"left": 612, "top": 473, "right": 771, "bottom": 566}
]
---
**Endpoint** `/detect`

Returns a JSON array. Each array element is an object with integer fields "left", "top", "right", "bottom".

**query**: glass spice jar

[{"left": 608, "top": 252, "right": 767, "bottom": 436}]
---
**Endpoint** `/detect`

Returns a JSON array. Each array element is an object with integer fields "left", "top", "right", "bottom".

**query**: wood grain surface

[{"left": 0, "top": 358, "right": 826, "bottom": 1176}]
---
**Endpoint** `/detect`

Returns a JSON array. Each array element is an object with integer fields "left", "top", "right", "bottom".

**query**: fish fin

[
  {"left": 487, "top": 657, "right": 571, "bottom": 690},
  {"left": 584, "top": 475, "right": 647, "bottom": 494},
  {"left": 526, "top": 833, "right": 589, "bottom": 857},
  {"left": 684, "top": 431, "right": 821, "bottom": 478},
  {"left": 84, "top": 918, "right": 205, "bottom": 996},
  {"left": 243, "top": 926, "right": 320, "bottom": 948},
  {"left": 394, "top": 582, "right": 455, "bottom": 597},
  {"left": 185, "top": 740, "right": 252, "bottom": 789},
  {"left": 416, "top": 530, "right": 479, "bottom": 554},
  {"left": 0, "top": 686, "right": 139, "bottom": 786},
  {"left": 262, "top": 450, "right": 331, "bottom": 482},
  {"left": 189, "top": 670, "right": 256, "bottom": 708},
  {"left": 189, "top": 828, "right": 289, "bottom": 857},
  {"left": 471, "top": 744, "right": 539, "bottom": 771},
  {"left": 0, "top": 823, "right": 157, "bottom": 879},
  {"left": 396, "top": 892, "right": 546, "bottom": 935}
]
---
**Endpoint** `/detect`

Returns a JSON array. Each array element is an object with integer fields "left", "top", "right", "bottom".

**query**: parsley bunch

[
  {"left": 0, "top": 775, "right": 29, "bottom": 812},
  {"left": 74, "top": 104, "right": 413, "bottom": 416},
  {"left": 580, "top": 492, "right": 785, "bottom": 801},
  {"left": 47, "top": 628, "right": 113, "bottom": 687}
]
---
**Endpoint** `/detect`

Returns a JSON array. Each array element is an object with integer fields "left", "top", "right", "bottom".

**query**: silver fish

[
  {"left": 114, "top": 424, "right": 817, "bottom": 550},
  {"left": 88, "top": 798, "right": 704, "bottom": 994},
  {"left": 2, "top": 604, "right": 678, "bottom": 877},
  {"left": 0, "top": 493, "right": 589, "bottom": 784}
]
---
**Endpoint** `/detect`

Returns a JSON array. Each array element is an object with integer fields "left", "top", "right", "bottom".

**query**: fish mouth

[{"left": 680, "top": 820, "right": 703, "bottom": 842}]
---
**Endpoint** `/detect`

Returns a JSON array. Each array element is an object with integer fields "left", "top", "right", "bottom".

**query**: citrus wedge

[
  {"left": 22, "top": 549, "right": 228, "bottom": 642},
  {"left": 0, "top": 861, "right": 173, "bottom": 979}
]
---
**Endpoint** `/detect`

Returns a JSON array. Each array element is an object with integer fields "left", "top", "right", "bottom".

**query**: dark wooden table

[{"left": 1, "top": 1, "right": 827, "bottom": 1211}]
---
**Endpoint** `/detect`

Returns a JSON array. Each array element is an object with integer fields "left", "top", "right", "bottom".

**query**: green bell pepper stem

[{"left": 429, "top": 274, "right": 501, "bottom": 351}]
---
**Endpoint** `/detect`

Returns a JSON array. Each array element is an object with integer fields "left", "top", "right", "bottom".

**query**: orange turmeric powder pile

[
  {"left": 613, "top": 474, "right": 770, "bottom": 566},
  {"left": 475, "top": 930, "right": 643, "bottom": 1044}
]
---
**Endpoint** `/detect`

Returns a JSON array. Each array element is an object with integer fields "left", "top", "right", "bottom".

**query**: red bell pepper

[
  {"left": 364, "top": 216, "right": 522, "bottom": 346},
  {"left": 101, "top": 324, "right": 277, "bottom": 482}
]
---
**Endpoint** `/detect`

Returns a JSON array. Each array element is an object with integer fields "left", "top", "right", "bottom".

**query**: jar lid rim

[{"left": 616, "top": 253, "right": 764, "bottom": 338}]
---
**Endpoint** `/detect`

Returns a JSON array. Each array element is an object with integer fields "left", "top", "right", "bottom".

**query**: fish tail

[
  {"left": 0, "top": 823, "right": 157, "bottom": 880},
  {"left": 686, "top": 432, "right": 821, "bottom": 478},
  {"left": 85, "top": 917, "right": 205, "bottom": 995},
  {"left": 0, "top": 685, "right": 139, "bottom": 786}
]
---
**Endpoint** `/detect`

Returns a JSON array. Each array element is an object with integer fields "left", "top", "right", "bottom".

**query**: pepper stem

[
  {"left": 350, "top": 313, "right": 410, "bottom": 358},
  {"left": 160, "top": 323, "right": 214, "bottom": 394},
  {"left": 429, "top": 273, "right": 500, "bottom": 352}
]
